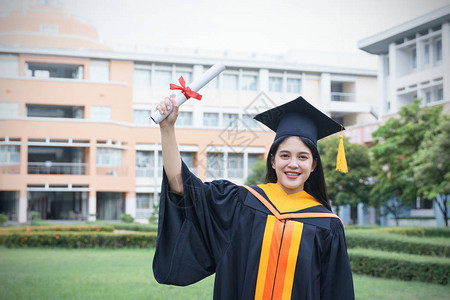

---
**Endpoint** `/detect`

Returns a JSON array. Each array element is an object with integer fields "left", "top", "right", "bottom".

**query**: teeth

[{"left": 286, "top": 172, "right": 299, "bottom": 175}]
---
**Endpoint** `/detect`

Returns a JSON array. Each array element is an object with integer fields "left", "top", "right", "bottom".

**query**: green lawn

[{"left": 0, "top": 247, "right": 449, "bottom": 300}]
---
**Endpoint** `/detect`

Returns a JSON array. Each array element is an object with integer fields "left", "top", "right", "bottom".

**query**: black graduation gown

[{"left": 153, "top": 161, "right": 355, "bottom": 300}]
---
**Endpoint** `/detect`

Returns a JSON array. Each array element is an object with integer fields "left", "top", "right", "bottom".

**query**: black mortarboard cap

[{"left": 253, "top": 96, "right": 343, "bottom": 146}]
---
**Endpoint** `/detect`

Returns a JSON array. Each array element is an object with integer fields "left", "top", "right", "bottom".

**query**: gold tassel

[{"left": 336, "top": 131, "right": 348, "bottom": 173}]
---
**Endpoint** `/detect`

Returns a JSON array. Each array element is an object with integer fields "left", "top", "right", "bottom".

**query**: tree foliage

[
  {"left": 245, "top": 159, "right": 266, "bottom": 186},
  {"left": 318, "top": 136, "right": 372, "bottom": 207},
  {"left": 369, "top": 99, "right": 443, "bottom": 223},
  {"left": 412, "top": 113, "right": 450, "bottom": 226}
]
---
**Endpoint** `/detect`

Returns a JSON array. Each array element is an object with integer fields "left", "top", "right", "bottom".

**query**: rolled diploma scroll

[{"left": 150, "top": 63, "right": 226, "bottom": 124}]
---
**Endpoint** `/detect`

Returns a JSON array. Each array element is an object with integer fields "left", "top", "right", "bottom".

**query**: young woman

[{"left": 153, "top": 94, "right": 355, "bottom": 300}]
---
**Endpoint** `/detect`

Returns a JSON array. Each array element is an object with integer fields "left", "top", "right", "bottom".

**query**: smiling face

[{"left": 271, "top": 136, "right": 317, "bottom": 194}]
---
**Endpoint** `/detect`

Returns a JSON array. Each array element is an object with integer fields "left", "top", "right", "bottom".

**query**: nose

[{"left": 287, "top": 158, "right": 299, "bottom": 168}]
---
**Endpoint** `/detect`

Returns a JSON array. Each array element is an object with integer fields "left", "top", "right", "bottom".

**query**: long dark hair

[{"left": 265, "top": 136, "right": 332, "bottom": 211}]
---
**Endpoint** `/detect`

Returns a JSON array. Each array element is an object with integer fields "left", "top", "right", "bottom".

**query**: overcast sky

[{"left": 3, "top": 0, "right": 450, "bottom": 55}]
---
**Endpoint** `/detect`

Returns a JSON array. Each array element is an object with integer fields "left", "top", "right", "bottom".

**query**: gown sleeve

[
  {"left": 152, "top": 160, "right": 243, "bottom": 286},
  {"left": 320, "top": 219, "right": 355, "bottom": 300}
]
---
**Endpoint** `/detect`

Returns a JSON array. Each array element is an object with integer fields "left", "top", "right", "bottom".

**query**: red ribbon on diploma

[{"left": 170, "top": 76, "right": 202, "bottom": 100}]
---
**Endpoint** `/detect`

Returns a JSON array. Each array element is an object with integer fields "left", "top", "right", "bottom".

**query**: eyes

[{"left": 280, "top": 153, "right": 309, "bottom": 160}]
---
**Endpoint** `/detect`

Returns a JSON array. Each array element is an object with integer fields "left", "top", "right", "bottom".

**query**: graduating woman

[{"left": 153, "top": 94, "right": 355, "bottom": 300}]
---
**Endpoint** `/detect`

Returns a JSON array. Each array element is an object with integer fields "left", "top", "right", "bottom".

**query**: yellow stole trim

[{"left": 258, "top": 183, "right": 321, "bottom": 213}]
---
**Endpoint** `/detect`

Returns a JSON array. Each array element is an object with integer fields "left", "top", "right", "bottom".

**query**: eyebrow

[{"left": 279, "top": 150, "right": 310, "bottom": 155}]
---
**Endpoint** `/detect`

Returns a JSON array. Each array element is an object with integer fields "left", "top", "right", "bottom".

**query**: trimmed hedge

[
  {"left": 0, "top": 231, "right": 156, "bottom": 248},
  {"left": 349, "top": 248, "right": 450, "bottom": 285},
  {"left": 345, "top": 230, "right": 450, "bottom": 257},
  {"left": 0, "top": 225, "right": 114, "bottom": 233},
  {"left": 86, "top": 222, "right": 158, "bottom": 232},
  {"left": 364, "top": 226, "right": 450, "bottom": 238}
]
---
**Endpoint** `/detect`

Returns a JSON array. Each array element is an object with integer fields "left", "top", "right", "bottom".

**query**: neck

[{"left": 276, "top": 182, "right": 304, "bottom": 194}]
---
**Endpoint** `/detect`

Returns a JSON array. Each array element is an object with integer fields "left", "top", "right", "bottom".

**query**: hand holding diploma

[{"left": 151, "top": 63, "right": 226, "bottom": 124}]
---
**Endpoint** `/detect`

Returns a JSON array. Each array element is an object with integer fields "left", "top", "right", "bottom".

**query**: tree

[
  {"left": 245, "top": 159, "right": 266, "bottom": 186},
  {"left": 318, "top": 136, "right": 372, "bottom": 222},
  {"left": 369, "top": 99, "right": 443, "bottom": 225},
  {"left": 412, "top": 113, "right": 450, "bottom": 226}
]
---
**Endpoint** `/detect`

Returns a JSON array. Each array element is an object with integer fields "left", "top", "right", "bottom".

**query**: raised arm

[{"left": 156, "top": 94, "right": 183, "bottom": 194}]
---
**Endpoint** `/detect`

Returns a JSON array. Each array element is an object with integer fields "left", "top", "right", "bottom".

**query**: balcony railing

[
  {"left": 206, "top": 169, "right": 224, "bottom": 178},
  {"left": 331, "top": 92, "right": 355, "bottom": 102},
  {"left": 228, "top": 168, "right": 244, "bottom": 178},
  {"left": 136, "top": 167, "right": 155, "bottom": 178},
  {"left": 28, "top": 162, "right": 87, "bottom": 175},
  {"left": 0, "top": 164, "right": 20, "bottom": 175}
]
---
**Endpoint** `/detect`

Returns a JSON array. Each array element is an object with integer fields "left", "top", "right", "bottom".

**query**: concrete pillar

[
  {"left": 192, "top": 64, "right": 204, "bottom": 127},
  {"left": 357, "top": 203, "right": 365, "bottom": 225},
  {"left": 125, "top": 191, "right": 136, "bottom": 218},
  {"left": 442, "top": 22, "right": 450, "bottom": 102},
  {"left": 388, "top": 42, "right": 397, "bottom": 113},
  {"left": 88, "top": 190, "right": 96, "bottom": 221},
  {"left": 243, "top": 152, "right": 249, "bottom": 179},
  {"left": 18, "top": 188, "right": 27, "bottom": 223},
  {"left": 320, "top": 73, "right": 331, "bottom": 114},
  {"left": 337, "top": 205, "right": 352, "bottom": 225},
  {"left": 377, "top": 54, "right": 387, "bottom": 118},
  {"left": 258, "top": 69, "right": 269, "bottom": 92},
  {"left": 369, "top": 207, "right": 376, "bottom": 225}
]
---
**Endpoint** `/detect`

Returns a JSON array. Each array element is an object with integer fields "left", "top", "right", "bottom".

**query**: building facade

[
  {"left": 0, "top": 3, "right": 379, "bottom": 224},
  {"left": 353, "top": 5, "right": 450, "bottom": 226}
]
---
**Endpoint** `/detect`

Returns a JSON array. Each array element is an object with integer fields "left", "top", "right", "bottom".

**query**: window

[
  {"left": 154, "top": 70, "right": 172, "bottom": 87},
  {"left": 435, "top": 39, "right": 442, "bottom": 61},
  {"left": 136, "top": 151, "right": 153, "bottom": 169},
  {"left": 0, "top": 54, "right": 19, "bottom": 77},
  {"left": 91, "top": 106, "right": 111, "bottom": 121},
  {"left": 0, "top": 102, "right": 19, "bottom": 118},
  {"left": 0, "top": 146, "right": 20, "bottom": 165},
  {"left": 424, "top": 44, "right": 430, "bottom": 65},
  {"left": 133, "top": 110, "right": 152, "bottom": 125},
  {"left": 223, "top": 113, "right": 238, "bottom": 128},
  {"left": 242, "top": 114, "right": 259, "bottom": 129},
  {"left": 25, "top": 62, "right": 83, "bottom": 79},
  {"left": 158, "top": 151, "right": 163, "bottom": 174},
  {"left": 96, "top": 148, "right": 122, "bottom": 166},
  {"left": 177, "top": 112, "right": 192, "bottom": 126},
  {"left": 27, "top": 104, "right": 83, "bottom": 119},
  {"left": 287, "top": 78, "right": 301, "bottom": 94},
  {"left": 133, "top": 69, "right": 151, "bottom": 86},
  {"left": 175, "top": 71, "right": 192, "bottom": 84},
  {"left": 136, "top": 193, "right": 151, "bottom": 209},
  {"left": 89, "top": 60, "right": 109, "bottom": 82},
  {"left": 242, "top": 75, "right": 257, "bottom": 91},
  {"left": 411, "top": 47, "right": 417, "bottom": 69},
  {"left": 227, "top": 153, "right": 244, "bottom": 178},
  {"left": 425, "top": 91, "right": 431, "bottom": 103},
  {"left": 331, "top": 82, "right": 344, "bottom": 101},
  {"left": 222, "top": 74, "right": 238, "bottom": 90},
  {"left": 180, "top": 152, "right": 194, "bottom": 168},
  {"left": 203, "top": 113, "right": 219, "bottom": 127},
  {"left": 40, "top": 24, "right": 58, "bottom": 34},
  {"left": 207, "top": 153, "right": 224, "bottom": 178},
  {"left": 247, "top": 154, "right": 259, "bottom": 171},
  {"left": 269, "top": 77, "right": 282, "bottom": 92},
  {"left": 437, "top": 88, "right": 443, "bottom": 101}
]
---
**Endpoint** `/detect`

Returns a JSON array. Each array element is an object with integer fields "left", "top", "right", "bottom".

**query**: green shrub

[
  {"left": 345, "top": 231, "right": 450, "bottom": 257},
  {"left": 349, "top": 248, "right": 450, "bottom": 285},
  {"left": 120, "top": 214, "right": 134, "bottom": 223},
  {"left": 0, "top": 214, "right": 8, "bottom": 225},
  {"left": 0, "top": 231, "right": 156, "bottom": 248}
]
